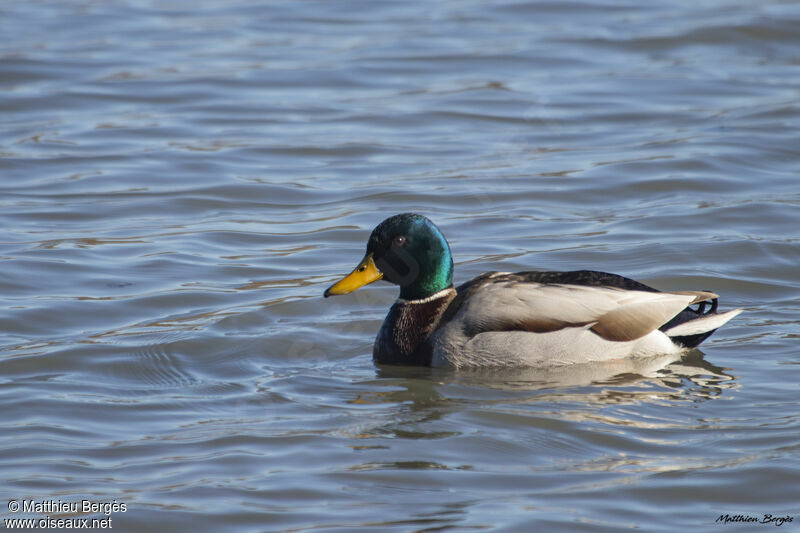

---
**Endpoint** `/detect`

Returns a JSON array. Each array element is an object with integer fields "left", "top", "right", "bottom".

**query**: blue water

[{"left": 1, "top": 1, "right": 799, "bottom": 531}]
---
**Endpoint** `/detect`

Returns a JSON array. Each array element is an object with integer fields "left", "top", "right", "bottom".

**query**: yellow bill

[{"left": 324, "top": 253, "right": 383, "bottom": 297}]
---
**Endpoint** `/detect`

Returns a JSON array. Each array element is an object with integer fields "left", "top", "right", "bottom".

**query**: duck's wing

[{"left": 440, "top": 271, "right": 717, "bottom": 343}]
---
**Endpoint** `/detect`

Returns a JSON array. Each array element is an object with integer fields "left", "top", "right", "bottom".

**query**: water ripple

[{"left": 1, "top": 1, "right": 798, "bottom": 531}]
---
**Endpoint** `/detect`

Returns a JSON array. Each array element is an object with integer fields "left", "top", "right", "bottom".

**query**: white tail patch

[{"left": 664, "top": 309, "right": 743, "bottom": 337}]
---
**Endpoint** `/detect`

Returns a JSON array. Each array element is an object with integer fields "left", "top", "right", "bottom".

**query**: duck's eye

[{"left": 393, "top": 235, "right": 406, "bottom": 247}]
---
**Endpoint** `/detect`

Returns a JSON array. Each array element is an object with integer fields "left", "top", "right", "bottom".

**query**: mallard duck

[{"left": 324, "top": 213, "right": 742, "bottom": 367}]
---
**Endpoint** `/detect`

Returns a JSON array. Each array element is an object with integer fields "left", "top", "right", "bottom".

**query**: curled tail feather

[{"left": 661, "top": 295, "right": 742, "bottom": 347}]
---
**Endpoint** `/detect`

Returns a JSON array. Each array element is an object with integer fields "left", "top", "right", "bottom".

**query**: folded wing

[{"left": 452, "top": 281, "right": 718, "bottom": 343}]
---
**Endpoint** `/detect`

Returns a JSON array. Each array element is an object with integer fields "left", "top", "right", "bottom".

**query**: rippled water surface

[{"left": 2, "top": 1, "right": 799, "bottom": 531}]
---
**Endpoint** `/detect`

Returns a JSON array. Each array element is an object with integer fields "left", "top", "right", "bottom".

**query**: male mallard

[{"left": 324, "top": 213, "right": 742, "bottom": 367}]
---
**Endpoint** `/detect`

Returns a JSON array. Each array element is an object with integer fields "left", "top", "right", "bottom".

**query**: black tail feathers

[{"left": 660, "top": 294, "right": 720, "bottom": 348}]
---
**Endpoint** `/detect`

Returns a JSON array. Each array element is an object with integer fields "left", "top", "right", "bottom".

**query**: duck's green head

[{"left": 324, "top": 213, "right": 454, "bottom": 301}]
